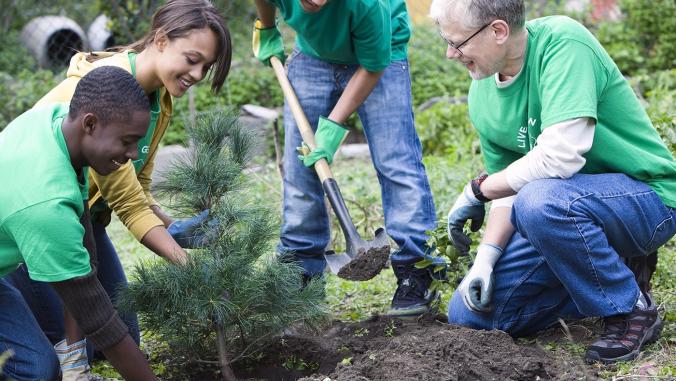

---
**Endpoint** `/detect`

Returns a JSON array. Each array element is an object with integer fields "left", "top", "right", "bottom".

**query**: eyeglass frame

[{"left": 439, "top": 21, "right": 493, "bottom": 56}]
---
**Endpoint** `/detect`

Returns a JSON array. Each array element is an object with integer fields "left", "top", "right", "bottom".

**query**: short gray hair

[{"left": 430, "top": 0, "right": 525, "bottom": 31}]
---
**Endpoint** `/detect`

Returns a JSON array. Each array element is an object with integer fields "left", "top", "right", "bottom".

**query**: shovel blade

[
  {"left": 324, "top": 251, "right": 354, "bottom": 275},
  {"left": 324, "top": 228, "right": 391, "bottom": 281}
]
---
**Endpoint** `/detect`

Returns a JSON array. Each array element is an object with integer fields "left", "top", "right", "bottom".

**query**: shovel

[{"left": 270, "top": 56, "right": 390, "bottom": 281}]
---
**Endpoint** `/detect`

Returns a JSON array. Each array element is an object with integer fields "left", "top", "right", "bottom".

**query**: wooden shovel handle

[{"left": 270, "top": 56, "right": 334, "bottom": 182}]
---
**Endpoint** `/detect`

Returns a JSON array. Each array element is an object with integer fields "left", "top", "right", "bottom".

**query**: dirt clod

[{"left": 336, "top": 245, "right": 390, "bottom": 281}]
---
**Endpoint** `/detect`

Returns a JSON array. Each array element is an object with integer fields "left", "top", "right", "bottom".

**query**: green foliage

[
  {"left": 119, "top": 110, "right": 327, "bottom": 370},
  {"left": 415, "top": 101, "right": 478, "bottom": 158},
  {"left": 594, "top": 0, "right": 676, "bottom": 76},
  {"left": 408, "top": 26, "right": 471, "bottom": 108},
  {"left": 282, "top": 355, "right": 319, "bottom": 372},
  {"left": 0, "top": 30, "right": 40, "bottom": 75},
  {"left": 640, "top": 70, "right": 676, "bottom": 154},
  {"left": 0, "top": 69, "right": 60, "bottom": 130}
]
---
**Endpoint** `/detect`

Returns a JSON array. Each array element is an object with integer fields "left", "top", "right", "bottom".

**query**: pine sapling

[{"left": 119, "top": 110, "right": 327, "bottom": 380}]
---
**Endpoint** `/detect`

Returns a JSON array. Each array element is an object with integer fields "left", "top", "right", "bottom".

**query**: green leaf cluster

[
  {"left": 118, "top": 110, "right": 328, "bottom": 368},
  {"left": 594, "top": 0, "right": 676, "bottom": 77},
  {"left": 0, "top": 69, "right": 59, "bottom": 130}
]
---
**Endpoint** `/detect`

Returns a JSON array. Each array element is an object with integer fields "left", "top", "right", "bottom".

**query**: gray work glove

[
  {"left": 457, "top": 243, "right": 502, "bottom": 313},
  {"left": 447, "top": 182, "right": 486, "bottom": 256}
]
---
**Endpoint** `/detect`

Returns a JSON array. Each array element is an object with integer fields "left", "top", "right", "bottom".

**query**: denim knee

[
  {"left": 447, "top": 290, "right": 495, "bottom": 331},
  {"left": 4, "top": 347, "right": 59, "bottom": 381},
  {"left": 38, "top": 351, "right": 60, "bottom": 381},
  {"left": 512, "top": 179, "right": 565, "bottom": 231}
]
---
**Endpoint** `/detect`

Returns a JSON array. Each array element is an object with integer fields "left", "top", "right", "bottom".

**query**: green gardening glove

[
  {"left": 252, "top": 19, "right": 285, "bottom": 66},
  {"left": 297, "top": 116, "right": 349, "bottom": 167}
]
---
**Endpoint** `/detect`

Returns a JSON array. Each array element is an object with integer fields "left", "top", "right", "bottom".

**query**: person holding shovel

[
  {"left": 0, "top": 66, "right": 159, "bottom": 381},
  {"left": 252, "top": 0, "right": 440, "bottom": 317},
  {"left": 430, "top": 0, "right": 675, "bottom": 364},
  {"left": 5, "top": 0, "right": 232, "bottom": 377}
]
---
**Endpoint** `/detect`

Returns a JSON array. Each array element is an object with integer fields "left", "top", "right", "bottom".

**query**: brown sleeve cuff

[{"left": 85, "top": 313, "right": 129, "bottom": 349}]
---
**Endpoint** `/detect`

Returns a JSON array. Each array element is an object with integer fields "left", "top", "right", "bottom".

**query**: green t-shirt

[
  {"left": 468, "top": 16, "right": 676, "bottom": 208},
  {"left": 268, "top": 0, "right": 411, "bottom": 71},
  {"left": 128, "top": 51, "right": 161, "bottom": 173},
  {"left": 0, "top": 103, "right": 91, "bottom": 280}
]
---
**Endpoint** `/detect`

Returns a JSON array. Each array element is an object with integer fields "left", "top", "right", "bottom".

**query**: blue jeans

[
  {"left": 448, "top": 174, "right": 675, "bottom": 336},
  {"left": 280, "top": 50, "right": 436, "bottom": 276},
  {"left": 4, "top": 222, "right": 140, "bottom": 353},
  {"left": 0, "top": 278, "right": 59, "bottom": 381}
]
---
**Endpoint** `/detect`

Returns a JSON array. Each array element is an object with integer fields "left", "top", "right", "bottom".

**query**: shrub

[
  {"left": 408, "top": 26, "right": 471, "bottom": 108},
  {"left": 0, "top": 69, "right": 60, "bottom": 130},
  {"left": 594, "top": 0, "right": 676, "bottom": 77}
]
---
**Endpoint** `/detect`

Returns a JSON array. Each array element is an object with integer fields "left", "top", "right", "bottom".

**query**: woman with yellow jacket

[{"left": 6, "top": 0, "right": 232, "bottom": 377}]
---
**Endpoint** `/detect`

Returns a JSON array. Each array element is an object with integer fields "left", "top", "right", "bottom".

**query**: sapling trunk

[{"left": 216, "top": 322, "right": 237, "bottom": 381}]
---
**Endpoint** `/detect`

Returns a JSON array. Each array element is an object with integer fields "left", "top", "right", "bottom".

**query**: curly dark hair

[{"left": 69, "top": 66, "right": 150, "bottom": 124}]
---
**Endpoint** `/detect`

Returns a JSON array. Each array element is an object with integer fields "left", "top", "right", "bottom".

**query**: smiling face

[
  {"left": 155, "top": 27, "right": 218, "bottom": 97},
  {"left": 438, "top": 18, "right": 505, "bottom": 80},
  {"left": 81, "top": 111, "right": 150, "bottom": 175},
  {"left": 299, "top": 0, "right": 328, "bottom": 13}
]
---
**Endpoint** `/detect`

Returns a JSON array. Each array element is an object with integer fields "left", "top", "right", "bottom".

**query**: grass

[{"left": 94, "top": 156, "right": 675, "bottom": 380}]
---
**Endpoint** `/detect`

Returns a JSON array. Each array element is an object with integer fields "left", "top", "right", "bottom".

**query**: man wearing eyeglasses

[
  {"left": 252, "top": 0, "right": 439, "bottom": 318},
  {"left": 430, "top": 0, "right": 675, "bottom": 364}
]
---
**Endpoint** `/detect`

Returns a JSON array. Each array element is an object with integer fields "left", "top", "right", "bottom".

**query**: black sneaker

[
  {"left": 585, "top": 296, "right": 663, "bottom": 364},
  {"left": 386, "top": 262, "right": 440, "bottom": 318}
]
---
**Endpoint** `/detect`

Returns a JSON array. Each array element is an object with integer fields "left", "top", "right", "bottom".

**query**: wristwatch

[{"left": 470, "top": 173, "right": 490, "bottom": 203}]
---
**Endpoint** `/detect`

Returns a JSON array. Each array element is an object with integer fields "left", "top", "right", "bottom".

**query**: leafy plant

[
  {"left": 594, "top": 0, "right": 676, "bottom": 77},
  {"left": 281, "top": 355, "right": 319, "bottom": 372},
  {"left": 118, "top": 110, "right": 327, "bottom": 380},
  {"left": 0, "top": 69, "right": 60, "bottom": 130},
  {"left": 408, "top": 26, "right": 471, "bottom": 109}
]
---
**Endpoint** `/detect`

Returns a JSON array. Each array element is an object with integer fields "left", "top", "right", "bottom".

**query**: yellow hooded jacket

[{"left": 36, "top": 51, "right": 172, "bottom": 241}]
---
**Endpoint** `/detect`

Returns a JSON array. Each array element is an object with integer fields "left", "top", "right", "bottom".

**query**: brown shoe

[{"left": 585, "top": 298, "right": 662, "bottom": 364}]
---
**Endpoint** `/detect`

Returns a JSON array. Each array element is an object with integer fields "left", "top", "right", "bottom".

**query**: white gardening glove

[
  {"left": 457, "top": 243, "right": 502, "bottom": 313},
  {"left": 54, "top": 339, "right": 91, "bottom": 381}
]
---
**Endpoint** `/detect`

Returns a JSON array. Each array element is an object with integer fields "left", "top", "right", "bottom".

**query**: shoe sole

[
  {"left": 385, "top": 305, "right": 432, "bottom": 319},
  {"left": 585, "top": 316, "right": 664, "bottom": 364}
]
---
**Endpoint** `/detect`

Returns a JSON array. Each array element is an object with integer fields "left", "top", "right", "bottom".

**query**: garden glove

[
  {"left": 54, "top": 338, "right": 90, "bottom": 381},
  {"left": 252, "top": 19, "right": 285, "bottom": 66},
  {"left": 447, "top": 180, "right": 487, "bottom": 256},
  {"left": 167, "top": 209, "right": 212, "bottom": 249},
  {"left": 297, "top": 116, "right": 349, "bottom": 167},
  {"left": 457, "top": 243, "right": 502, "bottom": 313}
]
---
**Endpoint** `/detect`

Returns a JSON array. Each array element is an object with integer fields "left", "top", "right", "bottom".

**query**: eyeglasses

[{"left": 439, "top": 22, "right": 492, "bottom": 56}]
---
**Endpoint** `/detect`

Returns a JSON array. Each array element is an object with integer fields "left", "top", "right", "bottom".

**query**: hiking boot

[
  {"left": 585, "top": 295, "right": 663, "bottom": 364},
  {"left": 386, "top": 262, "right": 440, "bottom": 318}
]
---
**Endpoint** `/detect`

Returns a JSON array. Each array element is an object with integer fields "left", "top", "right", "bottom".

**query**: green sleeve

[
  {"left": 539, "top": 39, "right": 608, "bottom": 128},
  {"left": 479, "top": 133, "right": 524, "bottom": 174},
  {"left": 5, "top": 199, "right": 91, "bottom": 282},
  {"left": 352, "top": 2, "right": 391, "bottom": 72}
]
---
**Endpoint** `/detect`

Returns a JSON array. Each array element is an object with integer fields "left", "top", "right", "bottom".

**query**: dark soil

[
  {"left": 231, "top": 315, "right": 591, "bottom": 381},
  {"left": 336, "top": 245, "right": 390, "bottom": 281}
]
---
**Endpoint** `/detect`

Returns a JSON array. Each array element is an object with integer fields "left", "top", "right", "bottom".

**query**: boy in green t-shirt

[
  {"left": 252, "top": 0, "right": 439, "bottom": 318},
  {"left": 430, "top": 0, "right": 675, "bottom": 364},
  {"left": 0, "top": 66, "right": 159, "bottom": 380}
]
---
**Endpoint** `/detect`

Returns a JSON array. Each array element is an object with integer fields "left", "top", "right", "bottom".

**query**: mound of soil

[{"left": 234, "top": 315, "right": 582, "bottom": 381}]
